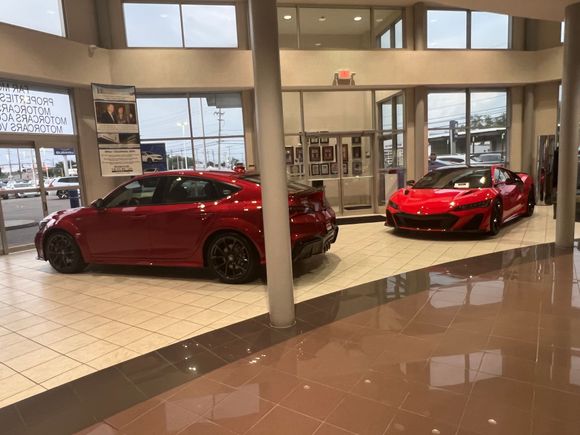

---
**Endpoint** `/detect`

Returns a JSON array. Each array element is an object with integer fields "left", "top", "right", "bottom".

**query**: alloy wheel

[
  {"left": 490, "top": 201, "right": 502, "bottom": 235},
  {"left": 46, "top": 233, "right": 78, "bottom": 271},
  {"left": 209, "top": 236, "right": 251, "bottom": 281}
]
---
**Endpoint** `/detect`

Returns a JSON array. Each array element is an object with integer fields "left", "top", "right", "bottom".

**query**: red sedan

[
  {"left": 386, "top": 165, "right": 535, "bottom": 235},
  {"left": 35, "top": 171, "right": 338, "bottom": 284}
]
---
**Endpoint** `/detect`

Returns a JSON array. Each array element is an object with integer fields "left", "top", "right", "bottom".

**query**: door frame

[{"left": 302, "top": 130, "right": 377, "bottom": 215}]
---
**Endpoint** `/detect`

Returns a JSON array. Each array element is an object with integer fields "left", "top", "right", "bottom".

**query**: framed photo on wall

[
  {"left": 353, "top": 161, "right": 362, "bottom": 175},
  {"left": 320, "top": 163, "right": 330, "bottom": 175},
  {"left": 342, "top": 144, "right": 349, "bottom": 162},
  {"left": 285, "top": 147, "right": 294, "bottom": 165},
  {"left": 330, "top": 162, "right": 338, "bottom": 174},
  {"left": 352, "top": 136, "right": 362, "bottom": 145},
  {"left": 309, "top": 146, "right": 321, "bottom": 162},
  {"left": 322, "top": 145, "right": 334, "bottom": 162},
  {"left": 320, "top": 136, "right": 330, "bottom": 144},
  {"left": 309, "top": 136, "right": 320, "bottom": 145},
  {"left": 295, "top": 147, "right": 303, "bottom": 163},
  {"left": 352, "top": 146, "right": 362, "bottom": 159},
  {"left": 310, "top": 164, "right": 320, "bottom": 176},
  {"left": 342, "top": 163, "right": 348, "bottom": 175}
]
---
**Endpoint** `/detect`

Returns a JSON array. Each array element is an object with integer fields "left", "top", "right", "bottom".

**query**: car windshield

[
  {"left": 241, "top": 174, "right": 314, "bottom": 194},
  {"left": 413, "top": 168, "right": 492, "bottom": 189}
]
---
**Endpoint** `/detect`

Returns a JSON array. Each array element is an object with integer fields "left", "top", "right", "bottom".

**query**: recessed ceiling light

[
  {"left": 376, "top": 18, "right": 384, "bottom": 23},
  {"left": 314, "top": 42, "right": 322, "bottom": 47},
  {"left": 354, "top": 16, "right": 363, "bottom": 22},
  {"left": 283, "top": 15, "right": 292, "bottom": 21},
  {"left": 318, "top": 16, "right": 327, "bottom": 22}
]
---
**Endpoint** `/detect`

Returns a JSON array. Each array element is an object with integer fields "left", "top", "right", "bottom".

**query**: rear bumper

[{"left": 293, "top": 226, "right": 338, "bottom": 261}]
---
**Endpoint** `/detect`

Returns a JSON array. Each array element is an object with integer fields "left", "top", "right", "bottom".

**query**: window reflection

[{"left": 0, "top": 0, "right": 65, "bottom": 36}]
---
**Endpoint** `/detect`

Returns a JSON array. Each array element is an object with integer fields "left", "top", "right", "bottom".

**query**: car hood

[{"left": 390, "top": 188, "right": 494, "bottom": 214}]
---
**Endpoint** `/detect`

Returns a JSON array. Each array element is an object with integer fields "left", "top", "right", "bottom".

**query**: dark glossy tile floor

[{"left": 4, "top": 242, "right": 580, "bottom": 434}]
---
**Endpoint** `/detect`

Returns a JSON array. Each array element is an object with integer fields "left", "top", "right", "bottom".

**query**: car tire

[
  {"left": 45, "top": 231, "right": 87, "bottom": 274},
  {"left": 488, "top": 199, "right": 502, "bottom": 236},
  {"left": 206, "top": 232, "right": 258, "bottom": 284},
  {"left": 524, "top": 191, "right": 535, "bottom": 217},
  {"left": 147, "top": 158, "right": 153, "bottom": 163},
  {"left": 57, "top": 191, "right": 68, "bottom": 199}
]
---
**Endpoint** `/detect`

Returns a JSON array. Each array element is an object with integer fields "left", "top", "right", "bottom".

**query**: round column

[
  {"left": 556, "top": 2, "right": 580, "bottom": 248},
  {"left": 248, "top": 0, "right": 295, "bottom": 327}
]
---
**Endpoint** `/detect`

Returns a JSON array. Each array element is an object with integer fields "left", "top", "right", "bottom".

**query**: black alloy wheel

[
  {"left": 525, "top": 191, "right": 535, "bottom": 217},
  {"left": 489, "top": 200, "right": 502, "bottom": 236},
  {"left": 45, "top": 232, "right": 87, "bottom": 273},
  {"left": 207, "top": 233, "right": 258, "bottom": 284}
]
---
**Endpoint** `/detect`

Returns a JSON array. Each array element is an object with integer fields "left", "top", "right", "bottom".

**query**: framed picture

[
  {"left": 320, "top": 136, "right": 330, "bottom": 144},
  {"left": 320, "top": 163, "right": 330, "bottom": 175},
  {"left": 352, "top": 136, "right": 362, "bottom": 145},
  {"left": 285, "top": 147, "right": 294, "bottom": 165},
  {"left": 309, "top": 146, "right": 321, "bottom": 162},
  {"left": 330, "top": 162, "right": 338, "bottom": 174},
  {"left": 295, "top": 147, "right": 304, "bottom": 163},
  {"left": 353, "top": 161, "right": 362, "bottom": 175},
  {"left": 322, "top": 145, "right": 334, "bottom": 162},
  {"left": 342, "top": 144, "right": 349, "bottom": 162},
  {"left": 342, "top": 163, "right": 348, "bottom": 175},
  {"left": 310, "top": 164, "right": 320, "bottom": 176},
  {"left": 290, "top": 165, "right": 299, "bottom": 174},
  {"left": 309, "top": 136, "right": 320, "bottom": 145},
  {"left": 352, "top": 146, "right": 362, "bottom": 159}
]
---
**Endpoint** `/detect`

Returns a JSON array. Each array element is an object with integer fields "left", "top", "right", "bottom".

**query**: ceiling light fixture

[
  {"left": 314, "top": 42, "right": 322, "bottom": 47},
  {"left": 354, "top": 16, "right": 363, "bottom": 22},
  {"left": 283, "top": 15, "right": 292, "bottom": 20},
  {"left": 318, "top": 16, "right": 327, "bottom": 22},
  {"left": 376, "top": 18, "right": 384, "bottom": 23}
]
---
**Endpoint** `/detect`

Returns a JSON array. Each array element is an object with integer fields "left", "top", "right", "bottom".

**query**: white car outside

[
  {"left": 141, "top": 151, "right": 164, "bottom": 163},
  {"left": 49, "top": 177, "right": 80, "bottom": 199}
]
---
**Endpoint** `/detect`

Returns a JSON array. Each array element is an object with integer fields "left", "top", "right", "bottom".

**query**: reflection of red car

[
  {"left": 386, "top": 165, "right": 535, "bottom": 235},
  {"left": 35, "top": 171, "right": 338, "bottom": 284}
]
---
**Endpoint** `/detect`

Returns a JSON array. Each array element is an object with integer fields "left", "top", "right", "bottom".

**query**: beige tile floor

[{"left": 0, "top": 205, "right": 578, "bottom": 408}]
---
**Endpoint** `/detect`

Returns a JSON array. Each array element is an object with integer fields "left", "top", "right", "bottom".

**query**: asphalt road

[{"left": 2, "top": 195, "right": 81, "bottom": 249}]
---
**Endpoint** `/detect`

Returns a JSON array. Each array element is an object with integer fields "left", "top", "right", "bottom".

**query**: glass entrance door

[
  {"left": 0, "top": 144, "right": 81, "bottom": 253},
  {"left": 305, "top": 133, "right": 375, "bottom": 216}
]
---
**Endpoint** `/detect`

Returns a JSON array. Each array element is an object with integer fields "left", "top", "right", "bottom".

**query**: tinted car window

[
  {"left": 105, "top": 177, "right": 161, "bottom": 207},
  {"left": 161, "top": 177, "right": 217, "bottom": 204},
  {"left": 414, "top": 168, "right": 492, "bottom": 189}
]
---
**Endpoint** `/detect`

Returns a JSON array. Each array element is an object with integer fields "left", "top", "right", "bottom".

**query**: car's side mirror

[
  {"left": 92, "top": 198, "right": 105, "bottom": 209},
  {"left": 406, "top": 180, "right": 415, "bottom": 187}
]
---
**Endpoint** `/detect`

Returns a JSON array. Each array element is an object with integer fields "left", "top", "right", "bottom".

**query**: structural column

[
  {"left": 414, "top": 87, "right": 427, "bottom": 179},
  {"left": 556, "top": 2, "right": 580, "bottom": 248},
  {"left": 522, "top": 85, "right": 535, "bottom": 175},
  {"left": 248, "top": 0, "right": 295, "bottom": 327}
]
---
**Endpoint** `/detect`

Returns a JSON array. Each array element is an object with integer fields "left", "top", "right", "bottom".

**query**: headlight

[
  {"left": 388, "top": 200, "right": 399, "bottom": 210},
  {"left": 453, "top": 199, "right": 491, "bottom": 211}
]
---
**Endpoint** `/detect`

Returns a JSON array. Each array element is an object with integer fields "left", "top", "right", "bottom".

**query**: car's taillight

[{"left": 289, "top": 204, "right": 313, "bottom": 216}]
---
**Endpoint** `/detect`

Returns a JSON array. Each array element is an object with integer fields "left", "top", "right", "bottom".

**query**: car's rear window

[{"left": 241, "top": 175, "right": 313, "bottom": 194}]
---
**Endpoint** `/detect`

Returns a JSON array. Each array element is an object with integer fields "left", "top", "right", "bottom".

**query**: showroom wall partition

[{"left": 282, "top": 89, "right": 406, "bottom": 216}]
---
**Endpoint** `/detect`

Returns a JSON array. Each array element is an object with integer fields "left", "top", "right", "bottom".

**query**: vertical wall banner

[
  {"left": 140, "top": 143, "right": 167, "bottom": 173},
  {"left": 92, "top": 84, "right": 142, "bottom": 177}
]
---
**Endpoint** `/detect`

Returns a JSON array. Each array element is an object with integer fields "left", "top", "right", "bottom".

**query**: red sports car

[
  {"left": 35, "top": 171, "right": 338, "bottom": 284},
  {"left": 386, "top": 165, "right": 534, "bottom": 235}
]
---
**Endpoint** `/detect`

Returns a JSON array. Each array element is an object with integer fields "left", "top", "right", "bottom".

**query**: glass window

[
  {"left": 375, "top": 9, "right": 403, "bottom": 48},
  {"left": 162, "top": 176, "right": 219, "bottom": 203},
  {"left": 105, "top": 177, "right": 162, "bottom": 208},
  {"left": 428, "top": 92, "right": 467, "bottom": 129},
  {"left": 278, "top": 6, "right": 298, "bottom": 49},
  {"left": 382, "top": 100, "right": 393, "bottom": 130},
  {"left": 124, "top": 3, "right": 182, "bottom": 47},
  {"left": 299, "top": 7, "right": 371, "bottom": 49},
  {"left": 182, "top": 4, "right": 237, "bottom": 48},
  {"left": 427, "top": 10, "right": 467, "bottom": 49},
  {"left": 0, "top": 0, "right": 65, "bottom": 36},
  {"left": 137, "top": 98, "right": 190, "bottom": 139},
  {"left": 470, "top": 91, "right": 507, "bottom": 128},
  {"left": 471, "top": 12, "right": 509, "bottom": 49},
  {"left": 396, "top": 95, "right": 404, "bottom": 130},
  {"left": 190, "top": 93, "right": 244, "bottom": 137}
]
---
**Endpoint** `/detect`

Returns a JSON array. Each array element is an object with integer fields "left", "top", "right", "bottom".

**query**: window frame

[
  {"left": 426, "top": 8, "right": 512, "bottom": 50},
  {"left": 0, "top": 0, "right": 67, "bottom": 38},
  {"left": 122, "top": 0, "right": 240, "bottom": 49}
]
